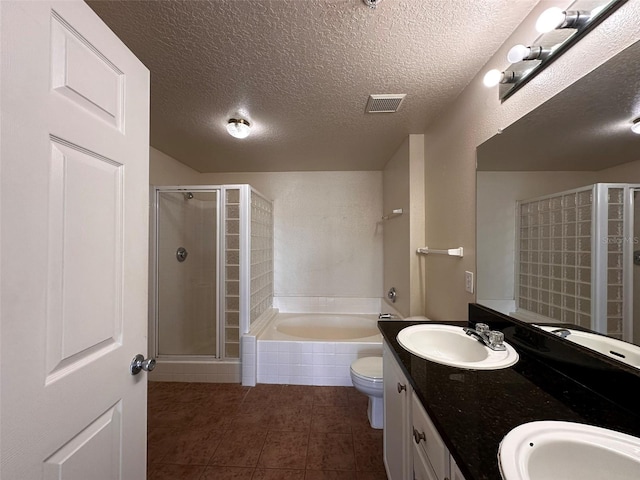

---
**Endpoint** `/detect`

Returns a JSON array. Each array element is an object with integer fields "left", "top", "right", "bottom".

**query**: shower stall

[
  {"left": 514, "top": 183, "right": 640, "bottom": 343},
  {"left": 149, "top": 185, "right": 274, "bottom": 382}
]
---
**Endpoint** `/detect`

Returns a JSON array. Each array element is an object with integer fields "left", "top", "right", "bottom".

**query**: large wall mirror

[{"left": 476, "top": 39, "right": 640, "bottom": 364}]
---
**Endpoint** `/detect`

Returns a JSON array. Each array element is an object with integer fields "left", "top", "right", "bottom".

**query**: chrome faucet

[
  {"left": 550, "top": 328, "right": 571, "bottom": 338},
  {"left": 463, "top": 323, "right": 506, "bottom": 351},
  {"left": 379, "top": 313, "right": 399, "bottom": 319}
]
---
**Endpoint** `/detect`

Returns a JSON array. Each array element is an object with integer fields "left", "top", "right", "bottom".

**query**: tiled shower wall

[
  {"left": 225, "top": 187, "right": 274, "bottom": 359},
  {"left": 517, "top": 187, "right": 593, "bottom": 328},
  {"left": 250, "top": 190, "right": 274, "bottom": 326},
  {"left": 225, "top": 188, "right": 241, "bottom": 358},
  {"left": 606, "top": 187, "right": 625, "bottom": 339}
]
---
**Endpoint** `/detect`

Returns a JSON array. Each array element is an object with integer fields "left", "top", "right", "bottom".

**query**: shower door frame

[{"left": 149, "top": 185, "right": 224, "bottom": 362}]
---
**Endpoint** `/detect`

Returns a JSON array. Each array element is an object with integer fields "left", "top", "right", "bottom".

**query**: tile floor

[{"left": 147, "top": 382, "right": 388, "bottom": 480}]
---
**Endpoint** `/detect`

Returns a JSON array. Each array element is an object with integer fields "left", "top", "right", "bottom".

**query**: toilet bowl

[{"left": 350, "top": 356, "right": 384, "bottom": 429}]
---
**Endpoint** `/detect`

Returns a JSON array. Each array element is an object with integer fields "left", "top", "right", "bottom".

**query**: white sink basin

[
  {"left": 396, "top": 324, "right": 518, "bottom": 370},
  {"left": 536, "top": 325, "right": 640, "bottom": 369},
  {"left": 499, "top": 421, "right": 640, "bottom": 480}
]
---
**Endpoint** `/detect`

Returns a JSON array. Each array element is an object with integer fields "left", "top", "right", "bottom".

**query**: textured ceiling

[
  {"left": 88, "top": 0, "right": 538, "bottom": 173},
  {"left": 477, "top": 39, "right": 640, "bottom": 172}
]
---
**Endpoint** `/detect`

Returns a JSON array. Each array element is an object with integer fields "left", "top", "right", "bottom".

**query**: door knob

[{"left": 130, "top": 354, "right": 156, "bottom": 375}]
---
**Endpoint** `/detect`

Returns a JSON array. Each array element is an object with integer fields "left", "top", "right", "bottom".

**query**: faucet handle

[
  {"left": 475, "top": 323, "right": 490, "bottom": 335},
  {"left": 488, "top": 330, "right": 505, "bottom": 348}
]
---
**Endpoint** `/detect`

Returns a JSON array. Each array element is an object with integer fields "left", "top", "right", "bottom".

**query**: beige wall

[
  {"left": 598, "top": 158, "right": 640, "bottom": 183},
  {"left": 192, "top": 171, "right": 384, "bottom": 300},
  {"left": 150, "top": 148, "right": 383, "bottom": 303},
  {"left": 383, "top": 135, "right": 425, "bottom": 317},
  {"left": 150, "top": 147, "right": 201, "bottom": 186},
  {"left": 423, "top": 1, "right": 640, "bottom": 320}
]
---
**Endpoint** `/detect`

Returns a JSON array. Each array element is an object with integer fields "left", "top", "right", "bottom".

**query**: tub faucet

[
  {"left": 463, "top": 323, "right": 506, "bottom": 351},
  {"left": 379, "top": 313, "right": 399, "bottom": 319}
]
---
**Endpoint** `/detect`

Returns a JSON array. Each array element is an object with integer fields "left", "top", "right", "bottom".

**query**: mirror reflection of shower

[{"left": 511, "top": 183, "right": 640, "bottom": 343}]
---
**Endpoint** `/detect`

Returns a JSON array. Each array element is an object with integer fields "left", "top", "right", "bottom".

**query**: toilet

[
  {"left": 350, "top": 356, "right": 384, "bottom": 429},
  {"left": 350, "top": 317, "right": 429, "bottom": 429}
]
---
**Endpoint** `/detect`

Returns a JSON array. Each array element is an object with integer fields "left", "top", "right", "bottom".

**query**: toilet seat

[{"left": 350, "top": 357, "right": 383, "bottom": 382}]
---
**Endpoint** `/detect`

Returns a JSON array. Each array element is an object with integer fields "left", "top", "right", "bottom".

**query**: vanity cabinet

[
  {"left": 383, "top": 340, "right": 467, "bottom": 480},
  {"left": 383, "top": 341, "right": 410, "bottom": 480},
  {"left": 411, "top": 392, "right": 450, "bottom": 480}
]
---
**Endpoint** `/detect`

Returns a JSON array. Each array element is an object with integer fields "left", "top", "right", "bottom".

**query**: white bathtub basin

[
  {"left": 396, "top": 324, "right": 518, "bottom": 370},
  {"left": 498, "top": 421, "right": 640, "bottom": 480},
  {"left": 536, "top": 325, "right": 640, "bottom": 369}
]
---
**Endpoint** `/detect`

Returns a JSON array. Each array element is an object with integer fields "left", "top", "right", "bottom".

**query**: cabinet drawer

[{"left": 411, "top": 393, "right": 448, "bottom": 480}]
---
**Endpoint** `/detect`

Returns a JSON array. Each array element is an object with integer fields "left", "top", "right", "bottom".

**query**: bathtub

[{"left": 256, "top": 313, "right": 383, "bottom": 386}]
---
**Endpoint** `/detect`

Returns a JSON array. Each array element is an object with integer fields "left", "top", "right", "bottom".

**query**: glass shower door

[{"left": 156, "top": 190, "right": 219, "bottom": 357}]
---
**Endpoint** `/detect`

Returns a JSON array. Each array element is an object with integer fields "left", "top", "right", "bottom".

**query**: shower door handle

[{"left": 130, "top": 354, "right": 156, "bottom": 375}]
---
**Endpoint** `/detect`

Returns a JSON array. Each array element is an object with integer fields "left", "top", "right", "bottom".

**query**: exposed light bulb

[
  {"left": 483, "top": 69, "right": 503, "bottom": 87},
  {"left": 507, "top": 44, "right": 531, "bottom": 63},
  {"left": 226, "top": 118, "right": 251, "bottom": 139},
  {"left": 632, "top": 119, "right": 640, "bottom": 135},
  {"left": 508, "top": 45, "right": 549, "bottom": 63},
  {"left": 536, "top": 7, "right": 565, "bottom": 33}
]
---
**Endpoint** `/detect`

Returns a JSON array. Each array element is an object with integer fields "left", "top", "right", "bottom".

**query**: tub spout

[{"left": 378, "top": 313, "right": 399, "bottom": 319}]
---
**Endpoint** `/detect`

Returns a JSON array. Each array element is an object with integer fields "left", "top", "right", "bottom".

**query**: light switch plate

[{"left": 465, "top": 271, "right": 474, "bottom": 294}]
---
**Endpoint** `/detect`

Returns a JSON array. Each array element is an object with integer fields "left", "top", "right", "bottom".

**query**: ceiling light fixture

[
  {"left": 226, "top": 118, "right": 251, "bottom": 139},
  {"left": 632, "top": 118, "right": 640, "bottom": 135},
  {"left": 535, "top": 7, "right": 591, "bottom": 33}
]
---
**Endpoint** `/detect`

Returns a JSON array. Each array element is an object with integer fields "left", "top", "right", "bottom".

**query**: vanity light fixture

[
  {"left": 486, "top": 0, "right": 624, "bottom": 101},
  {"left": 226, "top": 118, "right": 251, "bottom": 139},
  {"left": 535, "top": 7, "right": 592, "bottom": 33},
  {"left": 483, "top": 69, "right": 519, "bottom": 88},
  {"left": 632, "top": 118, "right": 640, "bottom": 135}
]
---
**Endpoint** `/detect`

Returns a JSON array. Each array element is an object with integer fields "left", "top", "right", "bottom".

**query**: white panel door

[{"left": 1, "top": 1, "right": 150, "bottom": 479}]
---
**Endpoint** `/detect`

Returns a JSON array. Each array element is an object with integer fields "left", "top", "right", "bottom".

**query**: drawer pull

[
  {"left": 413, "top": 427, "right": 426, "bottom": 444},
  {"left": 397, "top": 383, "right": 407, "bottom": 393}
]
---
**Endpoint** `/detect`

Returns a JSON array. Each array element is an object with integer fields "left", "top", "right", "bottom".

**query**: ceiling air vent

[{"left": 365, "top": 94, "right": 406, "bottom": 113}]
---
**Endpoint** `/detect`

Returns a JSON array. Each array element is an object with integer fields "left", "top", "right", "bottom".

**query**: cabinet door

[{"left": 383, "top": 341, "right": 410, "bottom": 480}]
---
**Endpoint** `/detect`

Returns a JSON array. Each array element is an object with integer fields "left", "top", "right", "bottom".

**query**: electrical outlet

[{"left": 465, "top": 271, "right": 474, "bottom": 294}]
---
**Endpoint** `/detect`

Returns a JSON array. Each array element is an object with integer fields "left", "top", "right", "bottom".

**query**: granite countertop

[{"left": 378, "top": 319, "right": 640, "bottom": 480}]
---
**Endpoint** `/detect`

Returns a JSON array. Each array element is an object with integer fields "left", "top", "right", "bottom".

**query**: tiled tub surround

[
  {"left": 380, "top": 305, "right": 640, "bottom": 480},
  {"left": 257, "top": 313, "right": 383, "bottom": 386}
]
